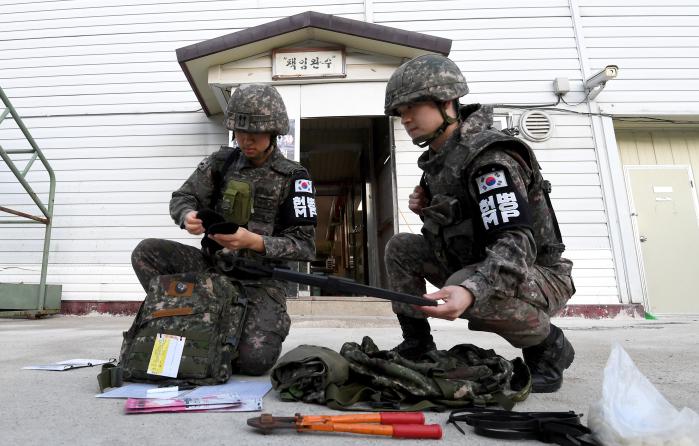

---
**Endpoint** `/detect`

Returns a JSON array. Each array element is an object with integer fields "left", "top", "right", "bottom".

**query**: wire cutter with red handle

[{"left": 247, "top": 412, "right": 443, "bottom": 439}]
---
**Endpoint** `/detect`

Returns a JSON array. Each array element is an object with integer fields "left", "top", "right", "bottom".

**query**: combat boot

[
  {"left": 522, "top": 324, "right": 575, "bottom": 393},
  {"left": 392, "top": 315, "right": 436, "bottom": 360}
]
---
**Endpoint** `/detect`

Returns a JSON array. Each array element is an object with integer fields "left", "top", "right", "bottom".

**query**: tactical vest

[
  {"left": 211, "top": 146, "right": 305, "bottom": 237},
  {"left": 419, "top": 129, "right": 565, "bottom": 269}
]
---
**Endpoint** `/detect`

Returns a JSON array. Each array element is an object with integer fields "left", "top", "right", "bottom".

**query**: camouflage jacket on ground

[
  {"left": 417, "top": 104, "right": 571, "bottom": 304},
  {"left": 170, "top": 146, "right": 316, "bottom": 261},
  {"left": 271, "top": 336, "right": 529, "bottom": 410}
]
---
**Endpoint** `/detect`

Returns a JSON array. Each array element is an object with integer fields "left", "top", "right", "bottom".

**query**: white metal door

[{"left": 627, "top": 166, "right": 699, "bottom": 313}]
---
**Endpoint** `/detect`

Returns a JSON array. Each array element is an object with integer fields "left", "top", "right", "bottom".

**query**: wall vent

[{"left": 519, "top": 110, "right": 554, "bottom": 142}]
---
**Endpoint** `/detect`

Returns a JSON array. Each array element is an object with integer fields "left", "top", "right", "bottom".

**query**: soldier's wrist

[{"left": 179, "top": 209, "right": 196, "bottom": 229}]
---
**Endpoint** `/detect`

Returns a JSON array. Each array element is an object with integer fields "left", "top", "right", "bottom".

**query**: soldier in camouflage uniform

[
  {"left": 383, "top": 54, "right": 575, "bottom": 393},
  {"left": 131, "top": 84, "right": 316, "bottom": 376}
]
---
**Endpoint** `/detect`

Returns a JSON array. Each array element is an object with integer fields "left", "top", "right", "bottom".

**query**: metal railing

[{"left": 0, "top": 85, "right": 58, "bottom": 317}]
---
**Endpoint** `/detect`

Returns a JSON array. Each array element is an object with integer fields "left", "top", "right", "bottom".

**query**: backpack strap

[
  {"left": 210, "top": 148, "right": 240, "bottom": 209},
  {"left": 97, "top": 363, "right": 123, "bottom": 392}
]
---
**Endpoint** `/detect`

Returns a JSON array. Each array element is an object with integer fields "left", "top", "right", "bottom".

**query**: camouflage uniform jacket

[
  {"left": 170, "top": 146, "right": 316, "bottom": 262},
  {"left": 418, "top": 104, "right": 571, "bottom": 303}
]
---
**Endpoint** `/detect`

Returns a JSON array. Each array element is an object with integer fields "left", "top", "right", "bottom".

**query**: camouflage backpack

[{"left": 98, "top": 272, "right": 248, "bottom": 391}]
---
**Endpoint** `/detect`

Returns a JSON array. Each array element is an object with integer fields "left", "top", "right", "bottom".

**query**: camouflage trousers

[
  {"left": 131, "top": 238, "right": 291, "bottom": 376},
  {"left": 385, "top": 233, "right": 574, "bottom": 348}
]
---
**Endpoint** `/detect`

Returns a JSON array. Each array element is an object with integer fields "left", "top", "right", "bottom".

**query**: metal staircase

[{"left": 0, "top": 86, "right": 61, "bottom": 318}]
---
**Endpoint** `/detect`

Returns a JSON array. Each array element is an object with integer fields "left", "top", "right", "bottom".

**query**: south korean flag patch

[
  {"left": 473, "top": 164, "right": 532, "bottom": 236},
  {"left": 476, "top": 170, "right": 507, "bottom": 194},
  {"left": 280, "top": 175, "right": 318, "bottom": 227},
  {"left": 295, "top": 179, "right": 313, "bottom": 193}
]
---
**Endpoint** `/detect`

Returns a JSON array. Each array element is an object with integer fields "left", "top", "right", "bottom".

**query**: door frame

[{"left": 623, "top": 164, "right": 699, "bottom": 313}]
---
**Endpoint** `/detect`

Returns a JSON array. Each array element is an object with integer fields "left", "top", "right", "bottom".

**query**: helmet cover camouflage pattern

[
  {"left": 384, "top": 54, "right": 469, "bottom": 116},
  {"left": 224, "top": 84, "right": 289, "bottom": 134}
]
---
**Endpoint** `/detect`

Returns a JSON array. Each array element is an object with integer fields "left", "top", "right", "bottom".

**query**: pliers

[{"left": 247, "top": 412, "right": 443, "bottom": 439}]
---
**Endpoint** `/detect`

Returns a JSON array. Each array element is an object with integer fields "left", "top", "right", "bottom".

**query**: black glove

[{"left": 196, "top": 209, "right": 240, "bottom": 253}]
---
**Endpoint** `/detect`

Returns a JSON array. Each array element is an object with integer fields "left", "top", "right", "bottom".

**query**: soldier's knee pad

[
  {"left": 236, "top": 334, "right": 284, "bottom": 376},
  {"left": 132, "top": 238, "right": 162, "bottom": 257},
  {"left": 385, "top": 233, "right": 421, "bottom": 258},
  {"left": 509, "top": 322, "right": 551, "bottom": 349},
  {"left": 236, "top": 349, "right": 280, "bottom": 376}
]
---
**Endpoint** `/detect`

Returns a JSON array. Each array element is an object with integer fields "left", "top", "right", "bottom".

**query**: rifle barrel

[{"left": 271, "top": 269, "right": 437, "bottom": 307}]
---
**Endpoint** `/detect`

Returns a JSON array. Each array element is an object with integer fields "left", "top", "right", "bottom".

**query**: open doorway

[{"left": 299, "top": 116, "right": 395, "bottom": 293}]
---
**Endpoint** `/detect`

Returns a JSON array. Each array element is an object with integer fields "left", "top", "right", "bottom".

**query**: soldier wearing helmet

[
  {"left": 131, "top": 84, "right": 316, "bottom": 376},
  {"left": 384, "top": 54, "right": 576, "bottom": 393}
]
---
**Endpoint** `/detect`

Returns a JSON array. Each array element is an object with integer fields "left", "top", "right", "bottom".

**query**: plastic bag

[{"left": 588, "top": 342, "right": 699, "bottom": 446}]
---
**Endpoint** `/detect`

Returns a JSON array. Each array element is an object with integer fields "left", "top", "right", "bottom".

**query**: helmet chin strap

[
  {"left": 258, "top": 133, "right": 277, "bottom": 162},
  {"left": 411, "top": 101, "right": 459, "bottom": 148}
]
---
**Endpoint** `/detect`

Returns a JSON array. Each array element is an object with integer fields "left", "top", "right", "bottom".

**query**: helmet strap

[
  {"left": 261, "top": 133, "right": 275, "bottom": 157},
  {"left": 411, "top": 101, "right": 458, "bottom": 148}
]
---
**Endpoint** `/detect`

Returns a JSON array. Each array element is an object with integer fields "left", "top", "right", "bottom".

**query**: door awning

[{"left": 176, "top": 11, "right": 451, "bottom": 116}]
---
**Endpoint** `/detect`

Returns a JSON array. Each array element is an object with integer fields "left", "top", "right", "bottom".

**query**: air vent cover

[{"left": 519, "top": 110, "right": 554, "bottom": 142}]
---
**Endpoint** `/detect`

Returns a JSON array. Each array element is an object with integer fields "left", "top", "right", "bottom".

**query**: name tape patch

[
  {"left": 479, "top": 192, "right": 521, "bottom": 230},
  {"left": 473, "top": 164, "right": 532, "bottom": 234},
  {"left": 292, "top": 196, "right": 317, "bottom": 218}
]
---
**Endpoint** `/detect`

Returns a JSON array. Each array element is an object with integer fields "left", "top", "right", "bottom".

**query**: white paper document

[
  {"left": 23, "top": 359, "right": 113, "bottom": 371},
  {"left": 96, "top": 379, "right": 271, "bottom": 412}
]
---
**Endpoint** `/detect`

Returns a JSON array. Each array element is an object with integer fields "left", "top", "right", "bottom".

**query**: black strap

[
  {"left": 448, "top": 407, "right": 600, "bottom": 446},
  {"left": 210, "top": 148, "right": 240, "bottom": 209}
]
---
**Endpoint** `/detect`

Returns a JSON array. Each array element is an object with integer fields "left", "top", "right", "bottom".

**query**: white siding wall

[
  {"left": 375, "top": 0, "right": 586, "bottom": 104},
  {"left": 579, "top": 0, "right": 699, "bottom": 115},
  {"left": 6, "top": 0, "right": 685, "bottom": 305},
  {"left": 0, "top": 1, "right": 364, "bottom": 301}
]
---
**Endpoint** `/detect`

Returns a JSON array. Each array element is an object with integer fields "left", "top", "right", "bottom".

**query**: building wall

[
  {"left": 574, "top": 0, "right": 699, "bottom": 304},
  {"left": 0, "top": 1, "right": 367, "bottom": 301},
  {"left": 2, "top": 0, "right": 695, "bottom": 305},
  {"left": 578, "top": 0, "right": 699, "bottom": 115}
]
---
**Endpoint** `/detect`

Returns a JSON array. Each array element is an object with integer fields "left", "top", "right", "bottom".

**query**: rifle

[
  {"left": 196, "top": 208, "right": 436, "bottom": 307},
  {"left": 219, "top": 256, "right": 437, "bottom": 307}
]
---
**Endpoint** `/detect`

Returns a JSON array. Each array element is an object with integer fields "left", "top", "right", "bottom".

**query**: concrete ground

[{"left": 2, "top": 314, "right": 698, "bottom": 446}]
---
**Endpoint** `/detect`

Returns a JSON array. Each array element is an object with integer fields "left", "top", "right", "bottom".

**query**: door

[
  {"left": 299, "top": 116, "right": 394, "bottom": 292},
  {"left": 627, "top": 166, "right": 699, "bottom": 313}
]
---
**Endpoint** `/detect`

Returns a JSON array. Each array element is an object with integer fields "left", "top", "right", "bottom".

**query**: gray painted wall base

[{"left": 0, "top": 283, "right": 62, "bottom": 311}]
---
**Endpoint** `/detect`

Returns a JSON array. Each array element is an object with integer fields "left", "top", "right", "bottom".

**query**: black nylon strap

[
  {"left": 448, "top": 408, "right": 600, "bottom": 446},
  {"left": 210, "top": 148, "right": 240, "bottom": 209}
]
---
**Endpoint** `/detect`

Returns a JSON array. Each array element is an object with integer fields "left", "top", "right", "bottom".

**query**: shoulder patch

[
  {"left": 472, "top": 163, "right": 532, "bottom": 235},
  {"left": 279, "top": 173, "right": 317, "bottom": 227},
  {"left": 294, "top": 179, "right": 313, "bottom": 193},
  {"left": 476, "top": 169, "right": 508, "bottom": 194}
]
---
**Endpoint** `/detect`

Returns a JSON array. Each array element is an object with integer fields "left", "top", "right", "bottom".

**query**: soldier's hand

[
  {"left": 408, "top": 186, "right": 428, "bottom": 215},
  {"left": 184, "top": 210, "right": 205, "bottom": 235},
  {"left": 418, "top": 285, "right": 474, "bottom": 320},
  {"left": 209, "top": 227, "right": 265, "bottom": 253}
]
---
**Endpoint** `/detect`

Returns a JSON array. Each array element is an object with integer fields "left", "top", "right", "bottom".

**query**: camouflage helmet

[
  {"left": 224, "top": 84, "right": 289, "bottom": 134},
  {"left": 384, "top": 54, "right": 469, "bottom": 116}
]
